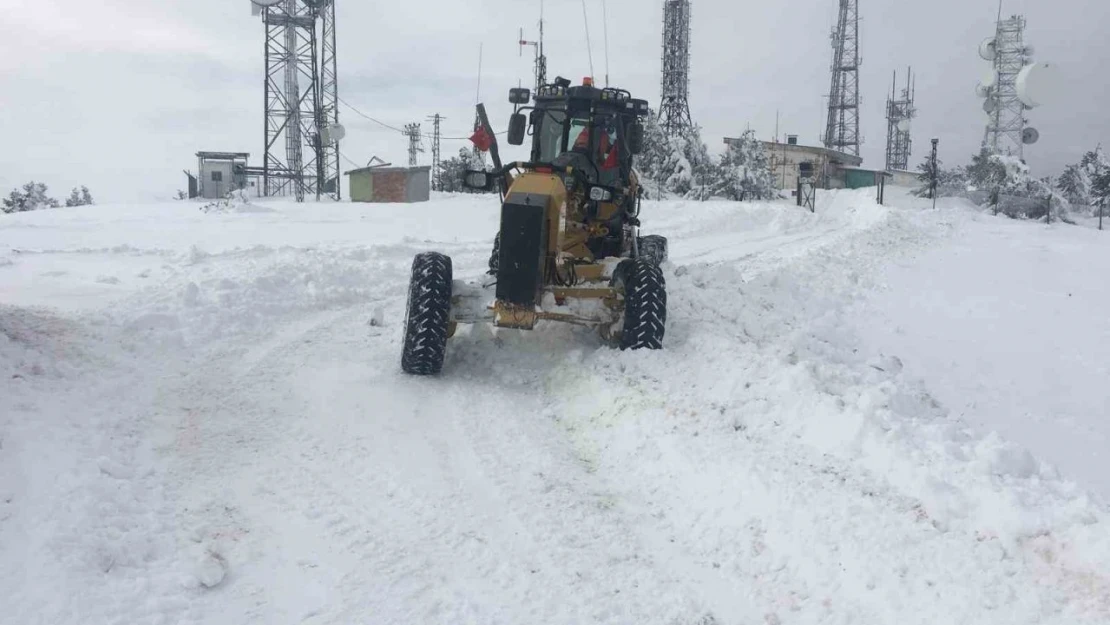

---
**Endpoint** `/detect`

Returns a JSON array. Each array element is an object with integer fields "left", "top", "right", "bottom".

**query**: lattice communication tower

[
  {"left": 259, "top": 0, "right": 341, "bottom": 202},
  {"left": 659, "top": 0, "right": 693, "bottom": 136},
  {"left": 823, "top": 0, "right": 861, "bottom": 157},
  {"left": 885, "top": 68, "right": 916, "bottom": 171}
]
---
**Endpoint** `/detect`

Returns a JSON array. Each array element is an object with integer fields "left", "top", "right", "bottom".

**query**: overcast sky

[{"left": 1, "top": 0, "right": 1107, "bottom": 202}]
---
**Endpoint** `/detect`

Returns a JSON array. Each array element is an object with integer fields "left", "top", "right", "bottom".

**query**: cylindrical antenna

[
  {"left": 580, "top": 0, "right": 595, "bottom": 79},
  {"left": 602, "top": 0, "right": 611, "bottom": 87},
  {"left": 475, "top": 43, "right": 484, "bottom": 112}
]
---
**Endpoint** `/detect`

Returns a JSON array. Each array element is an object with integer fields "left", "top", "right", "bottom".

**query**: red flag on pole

[{"left": 470, "top": 126, "right": 493, "bottom": 152}]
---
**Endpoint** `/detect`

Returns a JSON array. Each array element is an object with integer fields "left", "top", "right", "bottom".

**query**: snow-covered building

[
  {"left": 725, "top": 136, "right": 862, "bottom": 192},
  {"left": 196, "top": 152, "right": 250, "bottom": 199}
]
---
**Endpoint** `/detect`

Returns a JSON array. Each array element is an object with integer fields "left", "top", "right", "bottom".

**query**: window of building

[{"left": 211, "top": 171, "right": 223, "bottom": 182}]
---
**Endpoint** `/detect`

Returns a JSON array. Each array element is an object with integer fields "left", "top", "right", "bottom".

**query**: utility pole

[
  {"left": 427, "top": 114, "right": 443, "bottom": 190},
  {"left": 404, "top": 123, "right": 423, "bottom": 168}
]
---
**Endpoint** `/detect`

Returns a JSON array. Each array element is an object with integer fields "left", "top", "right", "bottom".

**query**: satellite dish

[
  {"left": 1016, "top": 62, "right": 1059, "bottom": 108},
  {"left": 322, "top": 124, "right": 346, "bottom": 145},
  {"left": 982, "top": 98, "right": 999, "bottom": 114},
  {"left": 979, "top": 37, "right": 997, "bottom": 61},
  {"left": 897, "top": 119, "right": 911, "bottom": 133},
  {"left": 975, "top": 82, "right": 991, "bottom": 98},
  {"left": 981, "top": 68, "right": 998, "bottom": 89},
  {"left": 250, "top": 0, "right": 282, "bottom": 15},
  {"left": 1022, "top": 127, "right": 1040, "bottom": 145}
]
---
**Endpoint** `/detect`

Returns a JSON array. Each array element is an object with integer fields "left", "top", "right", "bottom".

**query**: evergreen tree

[
  {"left": 1055, "top": 164, "right": 1092, "bottom": 207},
  {"left": 634, "top": 111, "right": 718, "bottom": 201},
  {"left": 716, "top": 130, "right": 777, "bottom": 201},
  {"left": 3, "top": 182, "right": 59, "bottom": 214},
  {"left": 966, "top": 147, "right": 1008, "bottom": 191},
  {"left": 1086, "top": 147, "right": 1110, "bottom": 212},
  {"left": 912, "top": 156, "right": 968, "bottom": 198},
  {"left": 64, "top": 186, "right": 95, "bottom": 207},
  {"left": 435, "top": 148, "right": 492, "bottom": 193}
]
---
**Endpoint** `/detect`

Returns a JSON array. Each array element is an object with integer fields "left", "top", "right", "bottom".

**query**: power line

[{"left": 336, "top": 96, "right": 505, "bottom": 141}]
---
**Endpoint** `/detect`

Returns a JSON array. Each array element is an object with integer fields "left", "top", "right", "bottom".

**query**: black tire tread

[
  {"left": 616, "top": 258, "right": 667, "bottom": 350},
  {"left": 401, "top": 252, "right": 453, "bottom": 375}
]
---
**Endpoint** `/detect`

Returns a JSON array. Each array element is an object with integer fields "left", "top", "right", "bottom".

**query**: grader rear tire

[
  {"left": 401, "top": 252, "right": 453, "bottom": 376},
  {"left": 613, "top": 258, "right": 667, "bottom": 350}
]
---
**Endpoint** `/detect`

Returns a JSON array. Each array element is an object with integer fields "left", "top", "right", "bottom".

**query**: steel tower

[
  {"left": 885, "top": 69, "right": 916, "bottom": 171},
  {"left": 983, "top": 15, "right": 1029, "bottom": 158},
  {"left": 659, "top": 0, "right": 693, "bottom": 136},
  {"left": 824, "top": 0, "right": 861, "bottom": 157},
  {"left": 261, "top": 0, "right": 340, "bottom": 202}
]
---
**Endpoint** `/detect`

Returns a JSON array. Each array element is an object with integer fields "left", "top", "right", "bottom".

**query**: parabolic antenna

[
  {"left": 251, "top": 0, "right": 282, "bottom": 15},
  {"left": 975, "top": 82, "right": 990, "bottom": 98},
  {"left": 1016, "top": 62, "right": 1059, "bottom": 108},
  {"left": 1022, "top": 127, "right": 1041, "bottom": 145},
  {"left": 979, "top": 37, "right": 997, "bottom": 61},
  {"left": 983, "top": 98, "right": 999, "bottom": 114},
  {"left": 322, "top": 124, "right": 346, "bottom": 146},
  {"left": 981, "top": 68, "right": 999, "bottom": 89},
  {"left": 897, "top": 119, "right": 912, "bottom": 133}
]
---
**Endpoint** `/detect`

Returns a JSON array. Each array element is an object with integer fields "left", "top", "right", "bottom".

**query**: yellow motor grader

[{"left": 401, "top": 77, "right": 669, "bottom": 376}]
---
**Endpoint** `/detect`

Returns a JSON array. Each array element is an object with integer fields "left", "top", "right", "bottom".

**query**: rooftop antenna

[
  {"left": 581, "top": 0, "right": 596, "bottom": 79},
  {"left": 602, "top": 0, "right": 611, "bottom": 87}
]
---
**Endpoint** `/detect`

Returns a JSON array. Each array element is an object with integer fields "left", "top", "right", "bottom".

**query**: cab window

[{"left": 537, "top": 110, "right": 568, "bottom": 163}]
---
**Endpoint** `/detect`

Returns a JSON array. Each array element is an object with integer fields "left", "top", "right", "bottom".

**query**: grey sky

[{"left": 1, "top": 0, "right": 1106, "bottom": 202}]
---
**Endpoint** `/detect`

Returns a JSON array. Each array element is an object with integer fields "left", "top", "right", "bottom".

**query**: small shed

[
  {"left": 197, "top": 152, "right": 250, "bottom": 199},
  {"left": 346, "top": 166, "right": 431, "bottom": 203}
]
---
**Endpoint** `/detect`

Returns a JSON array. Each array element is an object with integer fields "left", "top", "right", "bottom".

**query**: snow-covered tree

[
  {"left": 966, "top": 147, "right": 1008, "bottom": 192},
  {"left": 989, "top": 154, "right": 1069, "bottom": 221},
  {"left": 1081, "top": 146, "right": 1110, "bottom": 212},
  {"left": 3, "top": 182, "right": 60, "bottom": 214},
  {"left": 716, "top": 130, "right": 777, "bottom": 201},
  {"left": 65, "top": 186, "right": 94, "bottom": 207},
  {"left": 435, "top": 147, "right": 492, "bottom": 193},
  {"left": 635, "top": 111, "right": 718, "bottom": 201},
  {"left": 912, "top": 156, "right": 969, "bottom": 199},
  {"left": 1056, "top": 164, "right": 1092, "bottom": 207}
]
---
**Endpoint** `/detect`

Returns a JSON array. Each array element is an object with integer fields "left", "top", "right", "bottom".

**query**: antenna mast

[
  {"left": 659, "top": 0, "right": 693, "bottom": 136},
  {"left": 519, "top": 1, "right": 548, "bottom": 93},
  {"left": 259, "top": 0, "right": 341, "bottom": 202},
  {"left": 823, "top": 0, "right": 861, "bottom": 157},
  {"left": 885, "top": 67, "right": 916, "bottom": 171}
]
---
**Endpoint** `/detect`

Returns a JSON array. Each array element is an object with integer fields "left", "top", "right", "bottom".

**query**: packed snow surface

[{"left": 1, "top": 190, "right": 1108, "bottom": 625}]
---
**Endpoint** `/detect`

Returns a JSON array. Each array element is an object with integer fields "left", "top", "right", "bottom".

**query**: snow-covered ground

[{"left": 1, "top": 189, "right": 1108, "bottom": 624}]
